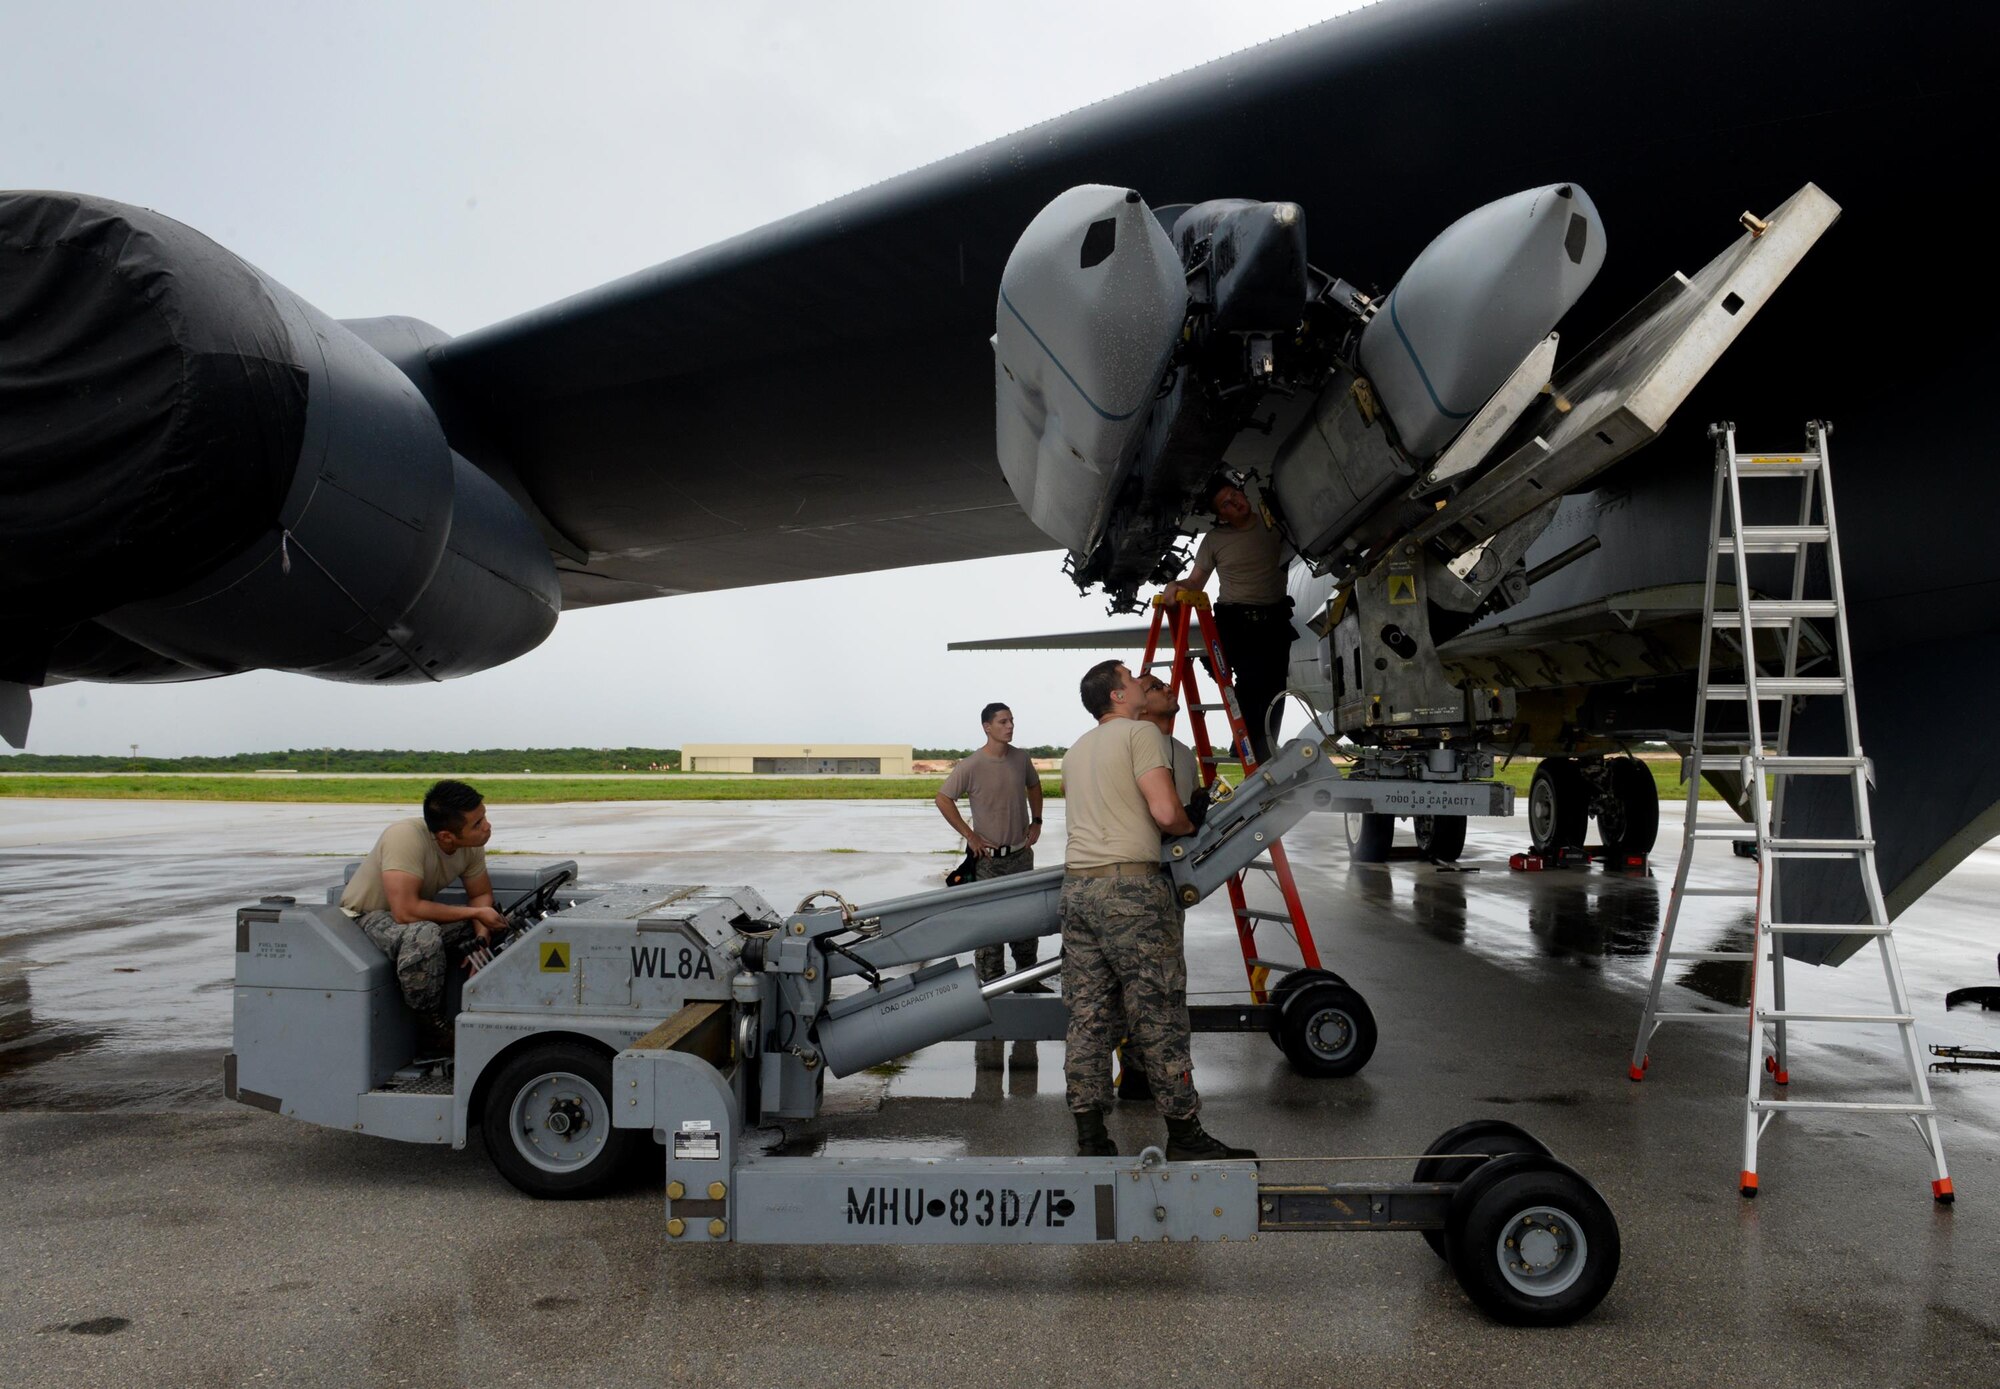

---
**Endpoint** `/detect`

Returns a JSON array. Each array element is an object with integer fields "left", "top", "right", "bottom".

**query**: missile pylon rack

[
  {"left": 1140, "top": 593, "right": 1324, "bottom": 1000},
  {"left": 1627, "top": 421, "right": 1951, "bottom": 1202}
]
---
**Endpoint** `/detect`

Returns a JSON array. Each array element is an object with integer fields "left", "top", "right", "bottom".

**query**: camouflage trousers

[
  {"left": 355, "top": 911, "right": 473, "bottom": 1022},
  {"left": 1059, "top": 872, "right": 1198, "bottom": 1120},
  {"left": 973, "top": 848, "right": 1040, "bottom": 980}
]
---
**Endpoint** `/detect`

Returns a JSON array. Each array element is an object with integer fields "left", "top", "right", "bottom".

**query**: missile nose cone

[{"left": 0, "top": 192, "right": 305, "bottom": 624}]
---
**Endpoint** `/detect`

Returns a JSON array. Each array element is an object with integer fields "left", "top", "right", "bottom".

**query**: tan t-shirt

[
  {"left": 1062, "top": 719, "right": 1172, "bottom": 869},
  {"left": 340, "top": 818, "right": 489, "bottom": 918},
  {"left": 1166, "top": 736, "right": 1199, "bottom": 803},
  {"left": 1191, "top": 520, "right": 1290, "bottom": 606},
  {"left": 939, "top": 746, "right": 1038, "bottom": 847}
]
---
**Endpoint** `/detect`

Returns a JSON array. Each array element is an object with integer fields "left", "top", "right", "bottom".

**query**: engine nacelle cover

[
  {"left": 1, "top": 192, "right": 560, "bottom": 687},
  {"left": 994, "top": 185, "right": 1186, "bottom": 557},
  {"left": 1359, "top": 183, "right": 1605, "bottom": 459}
]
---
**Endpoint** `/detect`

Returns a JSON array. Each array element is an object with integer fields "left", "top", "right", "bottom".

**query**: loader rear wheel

[
  {"left": 1264, "top": 967, "right": 1347, "bottom": 1042},
  {"left": 1277, "top": 980, "right": 1377, "bottom": 1077},
  {"left": 1445, "top": 1154, "right": 1621, "bottom": 1326},
  {"left": 1412, "top": 1120, "right": 1552, "bottom": 1260},
  {"left": 482, "top": 1040, "right": 635, "bottom": 1199}
]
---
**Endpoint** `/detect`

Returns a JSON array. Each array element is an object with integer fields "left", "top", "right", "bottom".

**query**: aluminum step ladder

[
  {"left": 1140, "top": 593, "right": 1323, "bottom": 999},
  {"left": 1627, "top": 421, "right": 1951, "bottom": 1202}
]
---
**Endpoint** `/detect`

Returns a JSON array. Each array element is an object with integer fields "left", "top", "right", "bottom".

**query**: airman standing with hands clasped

[{"left": 935, "top": 702, "right": 1048, "bottom": 986}]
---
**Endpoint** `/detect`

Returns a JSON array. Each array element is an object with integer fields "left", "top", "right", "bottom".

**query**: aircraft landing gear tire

[
  {"left": 1414, "top": 814, "right": 1468, "bottom": 862},
  {"left": 1445, "top": 1153, "right": 1621, "bottom": 1327},
  {"left": 1344, "top": 812, "right": 1395, "bottom": 863},
  {"left": 481, "top": 1040, "right": 635, "bottom": 1199},
  {"left": 1276, "top": 979, "right": 1378, "bottom": 1077},
  {"left": 1412, "top": 1120, "right": 1553, "bottom": 1260},
  {"left": 1528, "top": 758, "right": 1588, "bottom": 854},
  {"left": 1597, "top": 757, "right": 1660, "bottom": 858}
]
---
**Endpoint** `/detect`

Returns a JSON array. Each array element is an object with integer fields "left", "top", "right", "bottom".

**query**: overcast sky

[{"left": 5, "top": 1, "right": 1359, "bottom": 757}]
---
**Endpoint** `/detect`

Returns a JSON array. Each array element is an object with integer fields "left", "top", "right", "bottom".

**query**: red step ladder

[{"left": 1139, "top": 593, "right": 1324, "bottom": 1002}]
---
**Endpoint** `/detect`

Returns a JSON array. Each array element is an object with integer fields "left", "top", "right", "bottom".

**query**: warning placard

[
  {"left": 1387, "top": 572, "right": 1418, "bottom": 605},
  {"left": 538, "top": 941, "right": 571, "bottom": 973}
]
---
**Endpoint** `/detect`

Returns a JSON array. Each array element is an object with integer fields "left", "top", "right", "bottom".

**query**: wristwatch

[{"left": 1030, "top": 816, "right": 1043, "bottom": 825}]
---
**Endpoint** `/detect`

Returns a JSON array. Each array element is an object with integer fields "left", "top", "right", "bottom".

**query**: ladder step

[
  {"left": 1732, "top": 457, "right": 1822, "bottom": 475},
  {"left": 1680, "top": 886, "right": 1758, "bottom": 897},
  {"left": 1766, "top": 923, "right": 1891, "bottom": 937},
  {"left": 1749, "top": 1100, "right": 1936, "bottom": 1114},
  {"left": 1759, "top": 755, "right": 1870, "bottom": 774},
  {"left": 1191, "top": 703, "right": 1228, "bottom": 713},
  {"left": 1689, "top": 826, "right": 1752, "bottom": 839},
  {"left": 1238, "top": 908, "right": 1294, "bottom": 923},
  {"left": 1735, "top": 525, "right": 1830, "bottom": 551},
  {"left": 1685, "top": 752, "right": 1769, "bottom": 769},
  {"left": 1709, "top": 601, "right": 1840, "bottom": 625},
  {"left": 1757, "top": 1010, "right": 1915, "bottom": 1024},
  {"left": 1666, "top": 950, "right": 1757, "bottom": 961},
  {"left": 1651, "top": 1011, "right": 1742, "bottom": 1023},
  {"left": 1766, "top": 837, "right": 1872, "bottom": 851},
  {"left": 1707, "top": 678, "right": 1848, "bottom": 699}
]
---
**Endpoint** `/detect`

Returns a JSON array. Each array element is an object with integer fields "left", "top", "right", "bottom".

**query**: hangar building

[{"left": 681, "top": 744, "right": 914, "bottom": 776}]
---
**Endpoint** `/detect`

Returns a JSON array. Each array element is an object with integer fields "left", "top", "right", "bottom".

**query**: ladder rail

[
  {"left": 1723, "top": 428, "right": 1784, "bottom": 1185},
  {"left": 1630, "top": 445, "right": 1734, "bottom": 1077},
  {"left": 1765, "top": 443, "right": 1815, "bottom": 1093}
]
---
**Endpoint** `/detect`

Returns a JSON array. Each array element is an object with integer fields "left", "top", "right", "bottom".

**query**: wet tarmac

[{"left": 2, "top": 797, "right": 1997, "bottom": 1386}]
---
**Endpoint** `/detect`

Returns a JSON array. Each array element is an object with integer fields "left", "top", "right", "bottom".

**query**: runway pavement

[{"left": 2, "top": 797, "right": 1996, "bottom": 1386}]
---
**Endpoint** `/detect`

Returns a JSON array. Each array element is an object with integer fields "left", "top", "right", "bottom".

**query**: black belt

[{"left": 1215, "top": 600, "right": 1294, "bottom": 621}]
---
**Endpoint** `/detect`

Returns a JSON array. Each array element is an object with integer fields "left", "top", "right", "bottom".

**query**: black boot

[
  {"left": 1164, "top": 1115, "right": 1256, "bottom": 1161},
  {"left": 1115, "top": 1057, "right": 1153, "bottom": 1103},
  {"left": 1074, "top": 1109, "right": 1118, "bottom": 1157}
]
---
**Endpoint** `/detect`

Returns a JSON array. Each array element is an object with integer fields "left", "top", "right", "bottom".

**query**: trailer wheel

[
  {"left": 1277, "top": 980, "right": 1377, "bottom": 1077},
  {"left": 1413, "top": 815, "right": 1468, "bottom": 862},
  {"left": 1344, "top": 812, "right": 1395, "bottom": 863},
  {"left": 481, "top": 1041, "right": 634, "bottom": 1199},
  {"left": 1598, "top": 757, "right": 1660, "bottom": 857},
  {"left": 1528, "top": 759, "right": 1587, "bottom": 853},
  {"left": 1412, "top": 1120, "right": 1552, "bottom": 1260},
  {"left": 1264, "top": 967, "right": 1346, "bottom": 1041},
  {"left": 1446, "top": 1153, "right": 1620, "bottom": 1326}
]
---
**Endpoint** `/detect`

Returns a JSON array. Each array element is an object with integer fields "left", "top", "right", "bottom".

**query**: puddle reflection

[
  {"left": 971, "top": 1039, "right": 1044, "bottom": 1102},
  {"left": 1412, "top": 876, "right": 1468, "bottom": 944},
  {"left": 1526, "top": 877, "right": 1662, "bottom": 960},
  {"left": 0, "top": 961, "right": 109, "bottom": 1096},
  {"left": 1675, "top": 913, "right": 1756, "bottom": 1007}
]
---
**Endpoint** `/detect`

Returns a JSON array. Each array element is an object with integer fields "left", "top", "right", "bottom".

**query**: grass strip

[{"left": 0, "top": 759, "right": 1724, "bottom": 804}]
